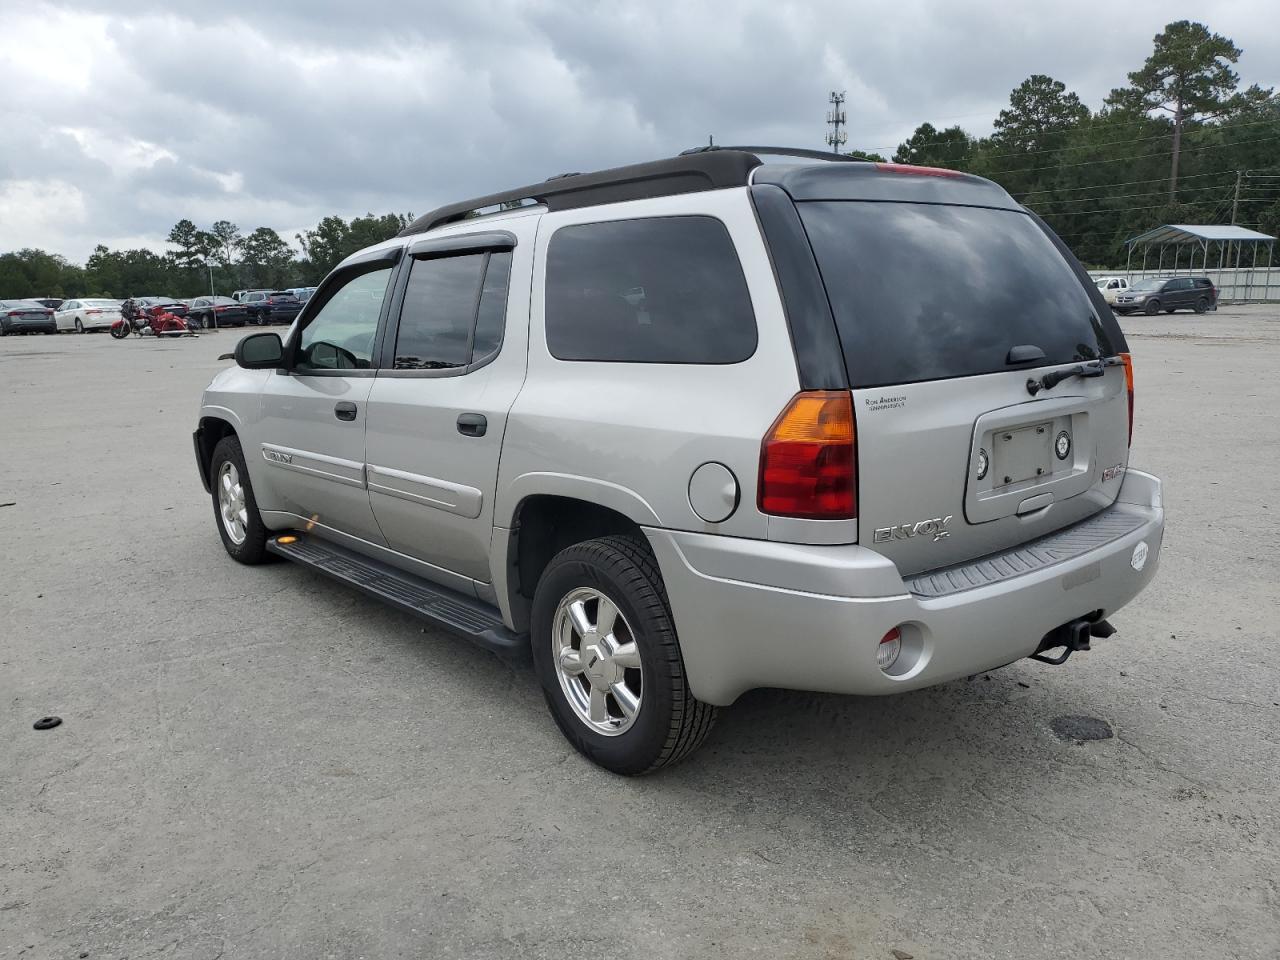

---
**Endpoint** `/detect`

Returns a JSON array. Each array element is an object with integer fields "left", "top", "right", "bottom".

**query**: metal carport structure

[{"left": 1124, "top": 224, "right": 1276, "bottom": 302}]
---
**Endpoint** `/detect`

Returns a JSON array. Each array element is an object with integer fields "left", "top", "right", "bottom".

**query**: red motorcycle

[{"left": 111, "top": 302, "right": 197, "bottom": 339}]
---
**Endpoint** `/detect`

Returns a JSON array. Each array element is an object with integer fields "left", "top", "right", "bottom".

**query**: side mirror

[{"left": 234, "top": 332, "right": 284, "bottom": 369}]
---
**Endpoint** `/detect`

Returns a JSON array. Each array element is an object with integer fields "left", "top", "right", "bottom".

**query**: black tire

[
  {"left": 1195, "top": 297, "right": 1208, "bottom": 314},
  {"left": 209, "top": 435, "right": 270, "bottom": 564},
  {"left": 531, "top": 534, "right": 717, "bottom": 775},
  {"left": 1144, "top": 299, "right": 1160, "bottom": 315},
  {"left": 74, "top": 319, "right": 84, "bottom": 334}
]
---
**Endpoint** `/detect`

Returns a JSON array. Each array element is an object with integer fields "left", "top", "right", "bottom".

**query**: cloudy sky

[{"left": 2, "top": 0, "right": 1277, "bottom": 263}]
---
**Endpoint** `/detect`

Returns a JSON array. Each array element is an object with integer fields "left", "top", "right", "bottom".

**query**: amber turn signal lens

[{"left": 758, "top": 391, "right": 856, "bottom": 520}]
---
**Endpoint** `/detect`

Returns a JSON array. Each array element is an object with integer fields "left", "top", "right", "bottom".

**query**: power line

[
  {"left": 1023, "top": 181, "right": 1234, "bottom": 207},
  {"left": 993, "top": 132, "right": 1280, "bottom": 176},
  {"left": 877, "top": 115, "right": 1280, "bottom": 164},
  {"left": 1019, "top": 169, "right": 1233, "bottom": 197}
]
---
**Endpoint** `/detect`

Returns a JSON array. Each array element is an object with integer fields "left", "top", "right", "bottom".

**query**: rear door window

[
  {"left": 393, "top": 250, "right": 513, "bottom": 370},
  {"left": 545, "top": 216, "right": 757, "bottom": 363},
  {"left": 799, "top": 202, "right": 1116, "bottom": 387}
]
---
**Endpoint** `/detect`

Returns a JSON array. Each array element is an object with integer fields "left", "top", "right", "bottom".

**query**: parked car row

[{"left": 0, "top": 291, "right": 313, "bottom": 334}]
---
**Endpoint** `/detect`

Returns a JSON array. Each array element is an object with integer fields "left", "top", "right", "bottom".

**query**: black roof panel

[{"left": 401, "top": 151, "right": 762, "bottom": 236}]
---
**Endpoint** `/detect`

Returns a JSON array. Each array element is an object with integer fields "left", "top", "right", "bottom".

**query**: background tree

[
  {"left": 1112, "top": 20, "right": 1244, "bottom": 200},
  {"left": 239, "top": 227, "right": 297, "bottom": 290},
  {"left": 166, "top": 219, "right": 206, "bottom": 270},
  {"left": 892, "top": 123, "right": 974, "bottom": 167},
  {"left": 207, "top": 220, "right": 243, "bottom": 269},
  {"left": 992, "top": 74, "right": 1090, "bottom": 153},
  {"left": 0, "top": 249, "right": 86, "bottom": 298}
]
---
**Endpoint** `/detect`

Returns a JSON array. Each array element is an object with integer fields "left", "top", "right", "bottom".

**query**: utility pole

[
  {"left": 1231, "top": 169, "right": 1243, "bottom": 225},
  {"left": 825, "top": 91, "right": 847, "bottom": 154}
]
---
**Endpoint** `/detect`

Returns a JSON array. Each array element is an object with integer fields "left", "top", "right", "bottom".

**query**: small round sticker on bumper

[{"left": 1131, "top": 541, "right": 1149, "bottom": 572}]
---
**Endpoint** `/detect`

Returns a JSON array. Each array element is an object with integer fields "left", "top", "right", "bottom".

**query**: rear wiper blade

[{"left": 1026, "top": 357, "right": 1120, "bottom": 396}]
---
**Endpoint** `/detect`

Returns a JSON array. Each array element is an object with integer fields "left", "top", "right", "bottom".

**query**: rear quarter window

[{"left": 544, "top": 216, "right": 757, "bottom": 363}]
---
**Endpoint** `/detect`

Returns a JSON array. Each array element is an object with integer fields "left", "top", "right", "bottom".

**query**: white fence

[{"left": 1088, "top": 267, "right": 1280, "bottom": 303}]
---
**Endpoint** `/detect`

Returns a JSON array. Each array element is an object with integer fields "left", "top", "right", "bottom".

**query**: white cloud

[{"left": 0, "top": 0, "right": 1276, "bottom": 262}]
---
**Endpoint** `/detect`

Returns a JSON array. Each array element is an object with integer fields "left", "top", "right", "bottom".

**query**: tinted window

[
  {"left": 799, "top": 202, "right": 1114, "bottom": 387},
  {"left": 296, "top": 267, "right": 392, "bottom": 371},
  {"left": 545, "top": 216, "right": 756, "bottom": 363},
  {"left": 473, "top": 251, "right": 512, "bottom": 361},
  {"left": 393, "top": 250, "right": 512, "bottom": 370},
  {"left": 395, "top": 254, "right": 486, "bottom": 369}
]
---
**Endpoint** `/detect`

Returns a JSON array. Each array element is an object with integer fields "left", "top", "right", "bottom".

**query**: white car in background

[
  {"left": 55, "top": 298, "right": 123, "bottom": 333},
  {"left": 1095, "top": 276, "right": 1130, "bottom": 304}
]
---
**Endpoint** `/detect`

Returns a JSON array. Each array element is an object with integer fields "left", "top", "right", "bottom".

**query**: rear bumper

[
  {"left": 647, "top": 469, "right": 1164, "bottom": 706},
  {"left": 4, "top": 319, "right": 57, "bottom": 332}
]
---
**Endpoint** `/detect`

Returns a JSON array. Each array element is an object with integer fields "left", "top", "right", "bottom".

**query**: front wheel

[
  {"left": 209, "top": 435, "right": 270, "bottom": 564},
  {"left": 1144, "top": 299, "right": 1160, "bottom": 315},
  {"left": 531, "top": 535, "right": 717, "bottom": 775},
  {"left": 110, "top": 322, "right": 130, "bottom": 339}
]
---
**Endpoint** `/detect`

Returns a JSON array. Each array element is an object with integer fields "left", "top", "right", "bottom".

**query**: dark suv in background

[{"left": 1114, "top": 276, "right": 1216, "bottom": 315}]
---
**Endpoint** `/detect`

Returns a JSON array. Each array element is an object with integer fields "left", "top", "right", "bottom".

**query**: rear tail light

[
  {"left": 86, "top": 309, "right": 102, "bottom": 315},
  {"left": 874, "top": 162, "right": 964, "bottom": 178},
  {"left": 1120, "top": 352, "right": 1134, "bottom": 446},
  {"left": 877, "top": 627, "right": 902, "bottom": 671},
  {"left": 758, "top": 390, "right": 856, "bottom": 519}
]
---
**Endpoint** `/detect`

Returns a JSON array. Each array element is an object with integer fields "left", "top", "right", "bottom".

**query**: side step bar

[{"left": 266, "top": 534, "right": 528, "bottom": 657}]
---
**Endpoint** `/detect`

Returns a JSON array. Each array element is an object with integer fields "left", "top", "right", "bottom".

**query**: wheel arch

[
  {"left": 500, "top": 492, "right": 648, "bottom": 634},
  {"left": 194, "top": 414, "right": 240, "bottom": 492}
]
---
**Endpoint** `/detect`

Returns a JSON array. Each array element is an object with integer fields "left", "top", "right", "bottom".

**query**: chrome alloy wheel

[
  {"left": 217, "top": 461, "right": 249, "bottom": 545},
  {"left": 552, "top": 587, "right": 643, "bottom": 736}
]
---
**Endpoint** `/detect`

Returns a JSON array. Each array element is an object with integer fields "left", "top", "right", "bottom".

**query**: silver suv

[{"left": 194, "top": 148, "right": 1164, "bottom": 775}]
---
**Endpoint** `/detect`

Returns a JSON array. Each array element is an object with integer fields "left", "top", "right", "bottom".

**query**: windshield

[
  {"left": 83, "top": 299, "right": 118, "bottom": 307},
  {"left": 799, "top": 201, "right": 1116, "bottom": 387},
  {"left": 1130, "top": 278, "right": 1163, "bottom": 291}
]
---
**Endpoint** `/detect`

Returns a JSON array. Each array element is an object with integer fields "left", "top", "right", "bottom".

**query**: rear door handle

[
  {"left": 334, "top": 401, "right": 358, "bottom": 421},
  {"left": 457, "top": 413, "right": 487, "bottom": 437}
]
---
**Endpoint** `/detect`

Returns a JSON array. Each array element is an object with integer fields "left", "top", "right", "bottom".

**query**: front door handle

[
  {"left": 334, "top": 401, "right": 358, "bottom": 422},
  {"left": 457, "top": 413, "right": 487, "bottom": 437}
]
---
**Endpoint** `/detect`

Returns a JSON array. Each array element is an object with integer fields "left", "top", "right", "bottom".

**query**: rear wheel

[
  {"left": 531, "top": 535, "right": 717, "bottom": 775},
  {"left": 1195, "top": 297, "right": 1208, "bottom": 314},
  {"left": 210, "top": 435, "right": 270, "bottom": 564},
  {"left": 1144, "top": 299, "right": 1160, "bottom": 315},
  {"left": 74, "top": 318, "right": 84, "bottom": 333}
]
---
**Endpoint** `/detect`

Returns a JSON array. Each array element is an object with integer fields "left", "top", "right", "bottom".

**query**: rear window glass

[
  {"left": 799, "top": 202, "right": 1115, "bottom": 387},
  {"left": 545, "top": 216, "right": 757, "bottom": 363}
]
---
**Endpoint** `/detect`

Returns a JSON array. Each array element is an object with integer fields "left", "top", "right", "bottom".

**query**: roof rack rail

[
  {"left": 400, "top": 151, "right": 762, "bottom": 237},
  {"left": 680, "top": 145, "right": 865, "bottom": 163}
]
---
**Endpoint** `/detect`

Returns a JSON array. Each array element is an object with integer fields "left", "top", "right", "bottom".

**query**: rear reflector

[
  {"left": 877, "top": 627, "right": 902, "bottom": 671},
  {"left": 1120, "top": 353, "right": 1134, "bottom": 445},
  {"left": 758, "top": 391, "right": 856, "bottom": 520},
  {"left": 874, "top": 162, "right": 964, "bottom": 178}
]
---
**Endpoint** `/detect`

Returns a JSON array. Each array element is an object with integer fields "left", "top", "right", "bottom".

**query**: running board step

[{"left": 267, "top": 534, "right": 528, "bottom": 657}]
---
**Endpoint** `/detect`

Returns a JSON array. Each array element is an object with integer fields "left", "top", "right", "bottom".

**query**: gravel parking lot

[{"left": 3, "top": 308, "right": 1278, "bottom": 960}]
